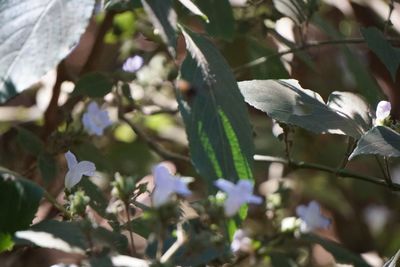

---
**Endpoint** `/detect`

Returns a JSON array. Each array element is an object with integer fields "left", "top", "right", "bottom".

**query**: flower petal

[
  {"left": 376, "top": 101, "right": 391, "bottom": 120},
  {"left": 65, "top": 151, "right": 78, "bottom": 169},
  {"left": 246, "top": 194, "right": 263, "bottom": 204},
  {"left": 65, "top": 169, "right": 83, "bottom": 190},
  {"left": 224, "top": 194, "right": 246, "bottom": 216},
  {"left": 75, "top": 161, "right": 96, "bottom": 177},
  {"left": 214, "top": 178, "right": 235, "bottom": 193},
  {"left": 173, "top": 179, "right": 191, "bottom": 196}
]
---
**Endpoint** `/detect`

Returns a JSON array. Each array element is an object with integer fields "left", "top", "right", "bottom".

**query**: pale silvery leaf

[
  {"left": 296, "top": 201, "right": 331, "bottom": 232},
  {"left": 214, "top": 178, "right": 262, "bottom": 217},
  {"left": 64, "top": 151, "right": 96, "bottom": 190},
  {"left": 82, "top": 102, "right": 112, "bottom": 136},
  {"left": 152, "top": 164, "right": 191, "bottom": 207}
]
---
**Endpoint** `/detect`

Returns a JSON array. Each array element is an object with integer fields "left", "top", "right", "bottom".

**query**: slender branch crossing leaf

[
  {"left": 178, "top": 28, "right": 254, "bottom": 183},
  {"left": 238, "top": 79, "right": 368, "bottom": 138},
  {"left": 361, "top": 27, "right": 400, "bottom": 81},
  {"left": 141, "top": 0, "right": 177, "bottom": 56},
  {"left": 349, "top": 126, "right": 400, "bottom": 159},
  {"left": 0, "top": 0, "right": 95, "bottom": 102}
]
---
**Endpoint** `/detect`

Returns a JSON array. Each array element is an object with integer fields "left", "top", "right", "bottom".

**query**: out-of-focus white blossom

[
  {"left": 64, "top": 151, "right": 96, "bottom": 190},
  {"left": 281, "top": 216, "right": 301, "bottom": 232},
  {"left": 82, "top": 102, "right": 112, "bottom": 136},
  {"left": 296, "top": 201, "right": 330, "bottom": 232},
  {"left": 214, "top": 179, "right": 262, "bottom": 217},
  {"left": 363, "top": 204, "right": 390, "bottom": 235},
  {"left": 152, "top": 164, "right": 192, "bottom": 207}
]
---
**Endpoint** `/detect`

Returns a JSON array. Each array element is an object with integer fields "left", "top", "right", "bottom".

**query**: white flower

[
  {"left": 231, "top": 229, "right": 252, "bottom": 253},
  {"left": 64, "top": 151, "right": 96, "bottom": 190},
  {"left": 296, "top": 201, "right": 331, "bottom": 232},
  {"left": 82, "top": 102, "right": 112, "bottom": 136},
  {"left": 281, "top": 216, "right": 301, "bottom": 232},
  {"left": 152, "top": 164, "right": 192, "bottom": 207},
  {"left": 214, "top": 179, "right": 262, "bottom": 217},
  {"left": 122, "top": 55, "right": 144, "bottom": 73},
  {"left": 375, "top": 100, "right": 391, "bottom": 126}
]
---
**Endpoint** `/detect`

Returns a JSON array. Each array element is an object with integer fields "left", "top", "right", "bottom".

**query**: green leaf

[
  {"left": 91, "top": 227, "right": 128, "bottom": 253},
  {"left": 361, "top": 27, "right": 400, "bottom": 81},
  {"left": 0, "top": 233, "right": 14, "bottom": 252},
  {"left": 141, "top": 0, "right": 177, "bottom": 56},
  {"left": 178, "top": 28, "right": 254, "bottom": 183},
  {"left": 38, "top": 153, "right": 57, "bottom": 185},
  {"left": 312, "top": 15, "right": 382, "bottom": 106},
  {"left": 17, "top": 128, "right": 44, "bottom": 156},
  {"left": 14, "top": 220, "right": 87, "bottom": 254},
  {"left": 0, "top": 0, "right": 95, "bottom": 103},
  {"left": 194, "top": 0, "right": 235, "bottom": 40},
  {"left": 0, "top": 170, "right": 43, "bottom": 234},
  {"left": 270, "top": 252, "right": 298, "bottom": 267},
  {"left": 178, "top": 0, "right": 208, "bottom": 22},
  {"left": 349, "top": 126, "right": 400, "bottom": 159},
  {"left": 238, "top": 79, "right": 366, "bottom": 138},
  {"left": 303, "top": 234, "right": 371, "bottom": 267},
  {"left": 74, "top": 72, "right": 114, "bottom": 97}
]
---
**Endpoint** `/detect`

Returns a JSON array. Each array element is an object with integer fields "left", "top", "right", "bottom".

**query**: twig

[
  {"left": 254, "top": 154, "right": 400, "bottom": 191},
  {"left": 124, "top": 201, "right": 137, "bottom": 256},
  {"left": 119, "top": 115, "right": 190, "bottom": 163},
  {"left": 160, "top": 223, "right": 186, "bottom": 263},
  {"left": 43, "top": 191, "right": 71, "bottom": 219},
  {"left": 384, "top": 157, "right": 393, "bottom": 187},
  {"left": 234, "top": 37, "right": 400, "bottom": 73},
  {"left": 384, "top": 0, "right": 395, "bottom": 35}
]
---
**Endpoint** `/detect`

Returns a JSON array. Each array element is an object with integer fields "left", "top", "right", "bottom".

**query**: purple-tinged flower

[
  {"left": 214, "top": 179, "right": 262, "bottom": 217},
  {"left": 231, "top": 229, "right": 252, "bottom": 253},
  {"left": 375, "top": 100, "right": 391, "bottom": 126},
  {"left": 82, "top": 102, "right": 112, "bottom": 136},
  {"left": 152, "top": 164, "right": 192, "bottom": 207},
  {"left": 122, "top": 55, "right": 144, "bottom": 73},
  {"left": 296, "top": 201, "right": 331, "bottom": 232},
  {"left": 64, "top": 151, "right": 96, "bottom": 190}
]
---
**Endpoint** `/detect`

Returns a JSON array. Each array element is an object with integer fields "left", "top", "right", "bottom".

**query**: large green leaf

[
  {"left": 14, "top": 220, "right": 87, "bottom": 254},
  {"left": 0, "top": 0, "right": 95, "bottom": 102},
  {"left": 178, "top": 28, "right": 254, "bottom": 183},
  {"left": 141, "top": 0, "right": 177, "bottom": 56},
  {"left": 361, "top": 27, "right": 400, "bottom": 81},
  {"left": 349, "top": 126, "right": 400, "bottom": 159},
  {"left": 73, "top": 72, "right": 114, "bottom": 97},
  {"left": 0, "top": 169, "right": 43, "bottom": 234},
  {"left": 303, "top": 234, "right": 371, "bottom": 267},
  {"left": 238, "top": 79, "right": 367, "bottom": 138},
  {"left": 194, "top": 0, "right": 235, "bottom": 40}
]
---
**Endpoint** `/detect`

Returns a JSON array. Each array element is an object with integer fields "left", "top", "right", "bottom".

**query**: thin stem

[
  {"left": 234, "top": 37, "right": 400, "bottom": 73},
  {"left": 160, "top": 223, "right": 186, "bottom": 263},
  {"left": 43, "top": 191, "right": 71, "bottom": 219},
  {"left": 124, "top": 201, "right": 137, "bottom": 256},
  {"left": 384, "top": 0, "right": 395, "bottom": 35},
  {"left": 375, "top": 155, "right": 390, "bottom": 184},
  {"left": 338, "top": 137, "right": 355, "bottom": 170},
  {"left": 120, "top": 115, "right": 190, "bottom": 163},
  {"left": 384, "top": 157, "right": 393, "bottom": 186},
  {"left": 254, "top": 155, "right": 400, "bottom": 191}
]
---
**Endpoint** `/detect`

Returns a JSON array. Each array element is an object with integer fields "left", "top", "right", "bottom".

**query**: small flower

[
  {"left": 281, "top": 216, "right": 301, "bottom": 232},
  {"left": 296, "top": 201, "right": 330, "bottom": 232},
  {"left": 231, "top": 229, "right": 252, "bottom": 253},
  {"left": 214, "top": 179, "right": 262, "bottom": 217},
  {"left": 82, "top": 102, "right": 112, "bottom": 136},
  {"left": 152, "top": 164, "right": 192, "bottom": 207},
  {"left": 375, "top": 100, "right": 391, "bottom": 126},
  {"left": 122, "top": 55, "right": 144, "bottom": 73},
  {"left": 64, "top": 151, "right": 96, "bottom": 190}
]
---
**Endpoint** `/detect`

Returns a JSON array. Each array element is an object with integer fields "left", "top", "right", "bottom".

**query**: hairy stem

[{"left": 124, "top": 201, "right": 137, "bottom": 256}]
